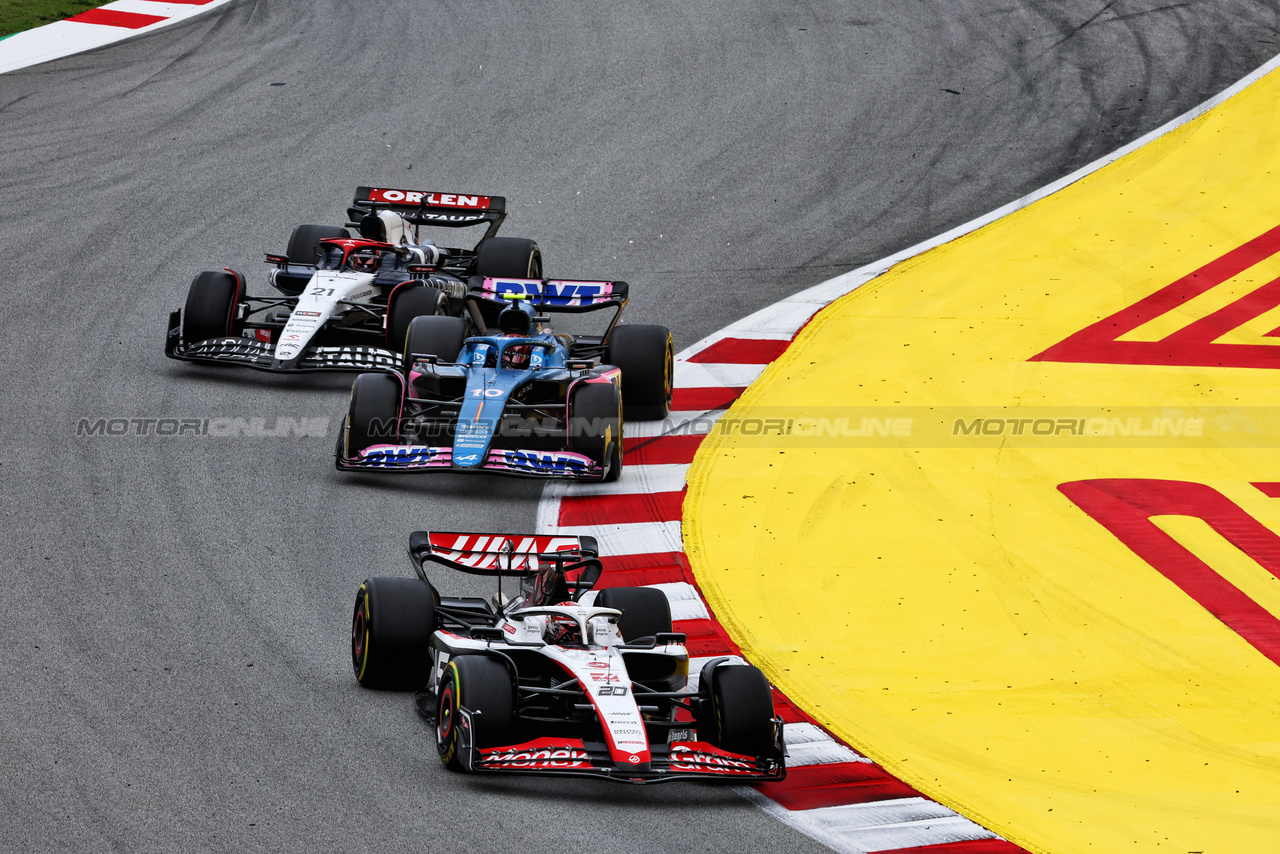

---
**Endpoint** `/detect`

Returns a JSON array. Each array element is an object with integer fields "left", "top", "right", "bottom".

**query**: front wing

[
  {"left": 335, "top": 440, "right": 604, "bottom": 480},
  {"left": 454, "top": 731, "right": 787, "bottom": 784},
  {"left": 165, "top": 311, "right": 400, "bottom": 373}
]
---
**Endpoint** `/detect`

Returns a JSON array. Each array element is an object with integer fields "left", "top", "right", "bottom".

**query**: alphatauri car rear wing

[{"left": 348, "top": 186, "right": 506, "bottom": 237}]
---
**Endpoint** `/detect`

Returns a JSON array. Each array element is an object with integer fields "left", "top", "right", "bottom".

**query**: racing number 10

[{"left": 1060, "top": 478, "right": 1280, "bottom": 667}]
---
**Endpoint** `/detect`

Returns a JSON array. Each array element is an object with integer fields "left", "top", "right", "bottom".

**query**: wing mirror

[
  {"left": 566, "top": 557, "right": 603, "bottom": 598},
  {"left": 407, "top": 531, "right": 433, "bottom": 570}
]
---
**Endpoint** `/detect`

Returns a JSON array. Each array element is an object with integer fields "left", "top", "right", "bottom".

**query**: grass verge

[{"left": 0, "top": 0, "right": 100, "bottom": 39}]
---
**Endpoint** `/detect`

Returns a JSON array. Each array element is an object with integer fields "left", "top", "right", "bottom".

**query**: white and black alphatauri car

[
  {"left": 351, "top": 532, "right": 787, "bottom": 783},
  {"left": 165, "top": 187, "right": 542, "bottom": 373}
]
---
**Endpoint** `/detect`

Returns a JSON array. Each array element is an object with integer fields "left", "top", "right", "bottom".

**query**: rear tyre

[
  {"left": 182, "top": 270, "right": 243, "bottom": 343},
  {"left": 386, "top": 283, "right": 448, "bottom": 352},
  {"left": 474, "top": 237, "right": 542, "bottom": 279},
  {"left": 437, "top": 655, "right": 516, "bottom": 772},
  {"left": 595, "top": 586, "right": 672, "bottom": 642},
  {"left": 567, "top": 381, "right": 622, "bottom": 482},
  {"left": 346, "top": 372, "right": 402, "bottom": 457},
  {"left": 351, "top": 577, "right": 436, "bottom": 690},
  {"left": 696, "top": 663, "right": 775, "bottom": 757},
  {"left": 402, "top": 315, "right": 468, "bottom": 366},
  {"left": 286, "top": 224, "right": 349, "bottom": 265},
  {"left": 607, "top": 325, "right": 673, "bottom": 421}
]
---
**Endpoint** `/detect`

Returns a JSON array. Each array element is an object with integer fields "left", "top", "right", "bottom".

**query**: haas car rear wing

[
  {"left": 408, "top": 531, "right": 600, "bottom": 577},
  {"left": 348, "top": 186, "right": 507, "bottom": 238}
]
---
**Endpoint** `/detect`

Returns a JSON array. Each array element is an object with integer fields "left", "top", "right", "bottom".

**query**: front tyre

[
  {"left": 182, "top": 270, "right": 244, "bottom": 344},
  {"left": 696, "top": 663, "right": 775, "bottom": 757},
  {"left": 607, "top": 325, "right": 673, "bottom": 421},
  {"left": 351, "top": 577, "right": 436, "bottom": 690},
  {"left": 437, "top": 655, "right": 516, "bottom": 772},
  {"left": 567, "top": 381, "right": 623, "bottom": 482},
  {"left": 345, "top": 372, "right": 402, "bottom": 457}
]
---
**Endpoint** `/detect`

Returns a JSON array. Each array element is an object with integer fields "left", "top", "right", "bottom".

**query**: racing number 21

[{"left": 1060, "top": 479, "right": 1280, "bottom": 667}]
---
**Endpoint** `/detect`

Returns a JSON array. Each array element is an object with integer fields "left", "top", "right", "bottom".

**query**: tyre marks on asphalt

[{"left": 538, "top": 323, "right": 1025, "bottom": 854}]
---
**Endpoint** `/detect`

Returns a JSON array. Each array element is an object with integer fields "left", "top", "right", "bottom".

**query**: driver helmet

[
  {"left": 349, "top": 249, "right": 380, "bottom": 272},
  {"left": 544, "top": 612, "right": 582, "bottom": 645},
  {"left": 502, "top": 343, "right": 532, "bottom": 369}
]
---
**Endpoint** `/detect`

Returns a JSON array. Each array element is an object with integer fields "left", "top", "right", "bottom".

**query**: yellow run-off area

[{"left": 685, "top": 68, "right": 1280, "bottom": 853}]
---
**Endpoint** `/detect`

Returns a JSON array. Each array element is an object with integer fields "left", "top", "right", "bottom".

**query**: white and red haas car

[{"left": 351, "top": 532, "right": 786, "bottom": 783}]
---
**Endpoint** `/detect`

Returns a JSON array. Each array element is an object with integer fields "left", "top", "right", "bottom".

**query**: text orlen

[{"left": 366, "top": 189, "right": 490, "bottom": 209}]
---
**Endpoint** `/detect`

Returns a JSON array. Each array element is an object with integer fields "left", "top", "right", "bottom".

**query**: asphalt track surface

[{"left": 1, "top": 2, "right": 1278, "bottom": 852}]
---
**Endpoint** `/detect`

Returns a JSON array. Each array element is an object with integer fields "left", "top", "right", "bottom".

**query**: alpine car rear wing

[
  {"left": 408, "top": 531, "right": 600, "bottom": 576},
  {"left": 348, "top": 186, "right": 507, "bottom": 238},
  {"left": 469, "top": 276, "right": 629, "bottom": 311},
  {"left": 464, "top": 276, "right": 629, "bottom": 339}
]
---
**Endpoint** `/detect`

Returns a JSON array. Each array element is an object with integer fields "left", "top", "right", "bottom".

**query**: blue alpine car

[{"left": 335, "top": 276, "right": 673, "bottom": 481}]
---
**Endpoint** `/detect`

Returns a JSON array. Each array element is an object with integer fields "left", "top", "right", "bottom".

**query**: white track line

[
  {"left": 563, "top": 463, "right": 690, "bottom": 496},
  {"left": 675, "top": 360, "right": 770, "bottom": 388}
]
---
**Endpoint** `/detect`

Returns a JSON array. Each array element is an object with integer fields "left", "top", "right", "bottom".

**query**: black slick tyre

[
  {"left": 595, "top": 586, "right": 672, "bottom": 642},
  {"left": 473, "top": 237, "right": 542, "bottom": 279},
  {"left": 386, "top": 283, "right": 448, "bottom": 352},
  {"left": 697, "top": 663, "right": 775, "bottom": 757},
  {"left": 607, "top": 325, "right": 673, "bottom": 421},
  {"left": 437, "top": 655, "right": 516, "bottom": 771},
  {"left": 345, "top": 373, "right": 401, "bottom": 457},
  {"left": 402, "top": 315, "right": 467, "bottom": 366},
  {"left": 567, "top": 381, "right": 623, "bottom": 482},
  {"left": 351, "top": 577, "right": 436, "bottom": 690},
  {"left": 182, "top": 270, "right": 243, "bottom": 343},
  {"left": 286, "top": 224, "right": 349, "bottom": 265}
]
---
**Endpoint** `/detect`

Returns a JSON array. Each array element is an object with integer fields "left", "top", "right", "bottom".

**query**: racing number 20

[{"left": 1060, "top": 479, "right": 1280, "bottom": 667}]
